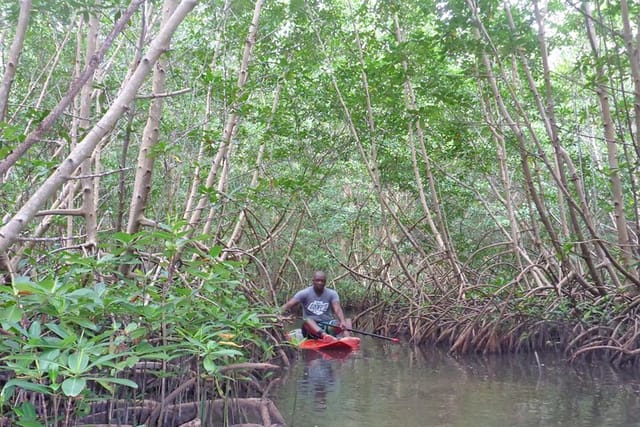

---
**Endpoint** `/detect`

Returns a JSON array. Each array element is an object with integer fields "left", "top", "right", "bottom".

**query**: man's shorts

[{"left": 302, "top": 319, "right": 338, "bottom": 339}]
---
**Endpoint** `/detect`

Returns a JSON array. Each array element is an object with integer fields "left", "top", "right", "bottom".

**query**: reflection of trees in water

[
  {"left": 279, "top": 341, "right": 640, "bottom": 426},
  {"left": 414, "top": 345, "right": 640, "bottom": 425}
]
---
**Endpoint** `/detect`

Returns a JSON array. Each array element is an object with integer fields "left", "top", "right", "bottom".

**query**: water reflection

[
  {"left": 299, "top": 351, "right": 332, "bottom": 411},
  {"left": 276, "top": 339, "right": 640, "bottom": 427},
  {"left": 296, "top": 349, "right": 353, "bottom": 414}
]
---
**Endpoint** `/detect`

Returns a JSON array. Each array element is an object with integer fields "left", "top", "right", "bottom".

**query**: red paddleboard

[
  {"left": 287, "top": 329, "right": 361, "bottom": 352},
  {"left": 298, "top": 336, "right": 361, "bottom": 351}
]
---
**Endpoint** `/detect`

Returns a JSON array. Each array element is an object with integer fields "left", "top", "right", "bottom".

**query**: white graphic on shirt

[{"left": 307, "top": 300, "right": 329, "bottom": 316}]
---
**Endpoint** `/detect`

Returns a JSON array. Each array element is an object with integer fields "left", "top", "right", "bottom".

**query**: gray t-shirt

[{"left": 292, "top": 286, "right": 339, "bottom": 322}]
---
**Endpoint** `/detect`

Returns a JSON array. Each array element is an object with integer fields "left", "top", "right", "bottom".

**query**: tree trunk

[
  {"left": 126, "top": 0, "right": 179, "bottom": 235},
  {"left": 584, "top": 0, "right": 635, "bottom": 278},
  {"left": 78, "top": 9, "right": 100, "bottom": 251},
  {"left": 183, "top": 0, "right": 232, "bottom": 224},
  {"left": 315, "top": 7, "right": 429, "bottom": 305},
  {"left": 222, "top": 80, "right": 283, "bottom": 257},
  {"left": 0, "top": 0, "right": 31, "bottom": 123},
  {"left": 117, "top": 3, "right": 148, "bottom": 232}
]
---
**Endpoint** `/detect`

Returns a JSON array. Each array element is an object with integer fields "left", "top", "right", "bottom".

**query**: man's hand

[{"left": 338, "top": 321, "right": 351, "bottom": 337}]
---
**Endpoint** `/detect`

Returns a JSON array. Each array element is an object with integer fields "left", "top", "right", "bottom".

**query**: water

[{"left": 274, "top": 337, "right": 640, "bottom": 426}]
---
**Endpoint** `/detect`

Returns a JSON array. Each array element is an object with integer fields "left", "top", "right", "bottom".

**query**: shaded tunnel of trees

[{"left": 0, "top": 0, "right": 639, "bottom": 425}]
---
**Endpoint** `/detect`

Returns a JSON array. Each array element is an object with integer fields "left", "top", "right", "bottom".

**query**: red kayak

[
  {"left": 287, "top": 329, "right": 360, "bottom": 351},
  {"left": 298, "top": 336, "right": 360, "bottom": 351}
]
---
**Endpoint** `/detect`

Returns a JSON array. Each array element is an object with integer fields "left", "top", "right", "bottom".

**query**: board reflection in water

[{"left": 296, "top": 349, "right": 353, "bottom": 413}]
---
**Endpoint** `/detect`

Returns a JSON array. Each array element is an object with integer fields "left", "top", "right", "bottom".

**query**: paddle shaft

[{"left": 319, "top": 321, "right": 400, "bottom": 343}]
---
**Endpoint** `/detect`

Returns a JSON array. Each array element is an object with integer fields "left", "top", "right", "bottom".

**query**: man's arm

[
  {"left": 331, "top": 300, "right": 347, "bottom": 326},
  {"left": 281, "top": 297, "right": 299, "bottom": 314}
]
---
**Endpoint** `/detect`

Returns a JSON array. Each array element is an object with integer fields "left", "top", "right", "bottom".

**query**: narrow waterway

[{"left": 274, "top": 337, "right": 640, "bottom": 426}]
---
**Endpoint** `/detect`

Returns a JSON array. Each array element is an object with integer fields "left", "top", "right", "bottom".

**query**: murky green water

[{"left": 274, "top": 337, "right": 640, "bottom": 426}]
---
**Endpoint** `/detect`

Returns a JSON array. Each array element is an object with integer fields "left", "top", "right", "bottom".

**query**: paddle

[{"left": 319, "top": 321, "right": 400, "bottom": 343}]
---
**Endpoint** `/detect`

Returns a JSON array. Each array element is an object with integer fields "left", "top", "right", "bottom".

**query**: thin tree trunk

[
  {"left": 78, "top": 10, "right": 100, "bottom": 251},
  {"left": 310, "top": 3, "right": 428, "bottom": 303},
  {"left": 0, "top": 251, "right": 12, "bottom": 285},
  {"left": 0, "top": 0, "right": 31, "bottom": 123},
  {"left": 620, "top": 0, "right": 640, "bottom": 160},
  {"left": 583, "top": 0, "right": 634, "bottom": 276},
  {"left": 126, "top": 0, "right": 179, "bottom": 235},
  {"left": 525, "top": 0, "right": 571, "bottom": 240},
  {"left": 520, "top": 1, "right": 616, "bottom": 290},
  {"left": 222, "top": 80, "right": 283, "bottom": 258},
  {"left": 466, "top": 0, "right": 605, "bottom": 297},
  {"left": 10, "top": 180, "right": 80, "bottom": 268},
  {"left": 475, "top": 87, "right": 546, "bottom": 288},
  {"left": 619, "top": 0, "right": 640, "bottom": 268},
  {"left": 273, "top": 211, "right": 305, "bottom": 292},
  {"left": 117, "top": 3, "right": 148, "bottom": 232},
  {"left": 13, "top": 26, "right": 73, "bottom": 147}
]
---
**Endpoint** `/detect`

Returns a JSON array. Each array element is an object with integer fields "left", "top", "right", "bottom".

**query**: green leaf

[
  {"left": 45, "top": 322, "right": 71, "bottom": 339},
  {"left": 203, "top": 356, "right": 217, "bottom": 373},
  {"left": 28, "top": 320, "right": 42, "bottom": 338},
  {"left": 67, "top": 351, "right": 89, "bottom": 374},
  {"left": 88, "top": 377, "right": 138, "bottom": 389},
  {"left": 61, "top": 377, "right": 86, "bottom": 397},
  {"left": 69, "top": 317, "right": 99, "bottom": 331},
  {"left": 15, "top": 402, "right": 42, "bottom": 427},
  {"left": 94, "top": 379, "right": 114, "bottom": 393},
  {"left": 48, "top": 367, "right": 59, "bottom": 386},
  {"left": 111, "top": 232, "right": 136, "bottom": 244},
  {"left": 38, "top": 349, "right": 61, "bottom": 372},
  {"left": 13, "top": 275, "right": 35, "bottom": 288},
  {"left": 17, "top": 419, "right": 44, "bottom": 427},
  {"left": 2, "top": 379, "right": 50, "bottom": 396},
  {"left": 66, "top": 288, "right": 99, "bottom": 300},
  {"left": 209, "top": 245, "right": 222, "bottom": 258},
  {"left": 88, "top": 352, "right": 129, "bottom": 369},
  {"left": 124, "top": 322, "right": 139, "bottom": 334},
  {"left": 211, "top": 348, "right": 243, "bottom": 358},
  {"left": 0, "top": 304, "right": 23, "bottom": 323},
  {"left": 122, "top": 355, "right": 140, "bottom": 369}
]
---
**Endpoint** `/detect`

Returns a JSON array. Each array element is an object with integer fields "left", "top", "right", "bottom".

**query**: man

[{"left": 281, "top": 271, "right": 352, "bottom": 342}]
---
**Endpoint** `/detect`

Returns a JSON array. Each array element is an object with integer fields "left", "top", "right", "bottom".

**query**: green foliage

[
  {"left": 0, "top": 228, "right": 276, "bottom": 424},
  {"left": 2, "top": 0, "right": 640, "bottom": 382}
]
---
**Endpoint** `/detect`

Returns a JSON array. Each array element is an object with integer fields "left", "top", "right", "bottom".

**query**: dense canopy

[{"left": 1, "top": 0, "right": 640, "bottom": 424}]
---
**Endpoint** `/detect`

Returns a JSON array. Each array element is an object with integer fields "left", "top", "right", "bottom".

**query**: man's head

[{"left": 312, "top": 271, "right": 326, "bottom": 294}]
